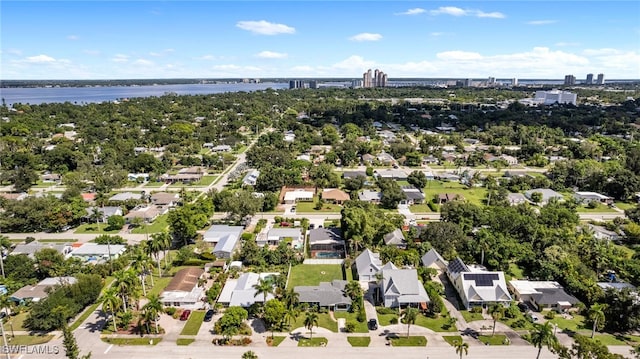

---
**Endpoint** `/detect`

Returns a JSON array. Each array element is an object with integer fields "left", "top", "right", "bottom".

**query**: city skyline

[{"left": 1, "top": 1, "right": 639, "bottom": 80}]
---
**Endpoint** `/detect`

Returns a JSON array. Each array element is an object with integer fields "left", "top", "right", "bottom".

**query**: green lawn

[
  {"left": 8, "top": 312, "right": 29, "bottom": 331},
  {"left": 479, "top": 334, "right": 509, "bottom": 345},
  {"left": 347, "top": 336, "right": 371, "bottom": 347},
  {"left": 614, "top": 201, "right": 636, "bottom": 210},
  {"left": 3, "top": 335, "right": 53, "bottom": 345},
  {"left": 176, "top": 338, "right": 195, "bottom": 346},
  {"left": 144, "top": 181, "right": 166, "bottom": 188},
  {"left": 147, "top": 276, "right": 173, "bottom": 297},
  {"left": 296, "top": 201, "right": 342, "bottom": 213},
  {"left": 443, "top": 335, "right": 463, "bottom": 346},
  {"left": 409, "top": 204, "right": 433, "bottom": 213},
  {"left": 290, "top": 312, "right": 338, "bottom": 332},
  {"left": 575, "top": 204, "right": 617, "bottom": 213},
  {"left": 102, "top": 337, "right": 162, "bottom": 345},
  {"left": 547, "top": 314, "right": 640, "bottom": 344},
  {"left": 69, "top": 302, "right": 101, "bottom": 331},
  {"left": 192, "top": 175, "right": 218, "bottom": 186},
  {"left": 268, "top": 336, "right": 286, "bottom": 347},
  {"left": 376, "top": 307, "right": 399, "bottom": 326},
  {"left": 334, "top": 312, "right": 368, "bottom": 333},
  {"left": 422, "top": 181, "right": 488, "bottom": 207},
  {"left": 505, "top": 263, "right": 525, "bottom": 281},
  {"left": 460, "top": 310, "right": 484, "bottom": 322},
  {"left": 75, "top": 223, "right": 121, "bottom": 234},
  {"left": 180, "top": 310, "right": 205, "bottom": 335},
  {"left": 549, "top": 314, "right": 587, "bottom": 333},
  {"left": 390, "top": 336, "right": 427, "bottom": 346},
  {"left": 298, "top": 337, "right": 328, "bottom": 347},
  {"left": 288, "top": 264, "right": 345, "bottom": 288},
  {"left": 131, "top": 214, "right": 169, "bottom": 234},
  {"left": 415, "top": 314, "right": 458, "bottom": 332}
]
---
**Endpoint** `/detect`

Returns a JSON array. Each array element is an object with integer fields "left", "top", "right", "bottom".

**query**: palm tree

[
  {"left": 131, "top": 249, "right": 153, "bottom": 296},
  {"left": 401, "top": 307, "right": 419, "bottom": 338},
  {"left": 304, "top": 311, "right": 318, "bottom": 339},
  {"left": 253, "top": 277, "right": 273, "bottom": 304},
  {"left": 283, "top": 307, "right": 299, "bottom": 332},
  {"left": 588, "top": 303, "right": 607, "bottom": 338},
  {"left": 114, "top": 269, "right": 137, "bottom": 312},
  {"left": 454, "top": 340, "right": 469, "bottom": 359},
  {"left": 241, "top": 351, "right": 258, "bottom": 359},
  {"left": 146, "top": 237, "right": 163, "bottom": 277},
  {"left": 0, "top": 295, "right": 13, "bottom": 318},
  {"left": 344, "top": 281, "right": 363, "bottom": 301},
  {"left": 282, "top": 289, "right": 299, "bottom": 310},
  {"left": 489, "top": 305, "right": 504, "bottom": 336},
  {"left": 142, "top": 294, "right": 164, "bottom": 334},
  {"left": 530, "top": 322, "right": 557, "bottom": 359},
  {"left": 101, "top": 288, "right": 122, "bottom": 332},
  {"left": 154, "top": 231, "right": 172, "bottom": 269}
]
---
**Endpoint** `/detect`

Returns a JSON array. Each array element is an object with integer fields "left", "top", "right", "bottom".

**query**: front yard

[
  {"left": 131, "top": 214, "right": 169, "bottom": 234},
  {"left": 296, "top": 201, "right": 342, "bottom": 213},
  {"left": 479, "top": 334, "right": 509, "bottom": 345},
  {"left": 460, "top": 310, "right": 484, "bottom": 322},
  {"left": 347, "top": 336, "right": 370, "bottom": 347},
  {"left": 333, "top": 311, "right": 368, "bottom": 333},
  {"left": 389, "top": 335, "right": 427, "bottom": 346},
  {"left": 298, "top": 337, "right": 328, "bottom": 347},
  {"left": 180, "top": 310, "right": 205, "bottom": 335},
  {"left": 290, "top": 312, "right": 338, "bottom": 333}
]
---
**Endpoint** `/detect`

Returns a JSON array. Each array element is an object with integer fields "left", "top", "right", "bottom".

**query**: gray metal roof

[
  {"left": 421, "top": 248, "right": 448, "bottom": 268},
  {"left": 383, "top": 229, "right": 406, "bottom": 246},
  {"left": 308, "top": 228, "right": 343, "bottom": 244},
  {"left": 355, "top": 249, "right": 382, "bottom": 277},
  {"left": 295, "top": 280, "right": 351, "bottom": 307}
]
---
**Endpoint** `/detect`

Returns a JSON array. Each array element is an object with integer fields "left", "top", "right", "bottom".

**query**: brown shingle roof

[
  {"left": 322, "top": 188, "right": 350, "bottom": 202},
  {"left": 163, "top": 267, "right": 204, "bottom": 292}
]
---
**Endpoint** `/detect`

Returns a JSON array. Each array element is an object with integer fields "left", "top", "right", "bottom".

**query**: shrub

[
  {"left": 471, "top": 306, "right": 483, "bottom": 314},
  {"left": 389, "top": 317, "right": 398, "bottom": 324},
  {"left": 318, "top": 307, "right": 328, "bottom": 314},
  {"left": 512, "top": 318, "right": 527, "bottom": 329},
  {"left": 377, "top": 307, "right": 397, "bottom": 315},
  {"left": 165, "top": 307, "right": 177, "bottom": 316},
  {"left": 357, "top": 308, "right": 366, "bottom": 322},
  {"left": 544, "top": 311, "right": 556, "bottom": 320},
  {"left": 427, "top": 202, "right": 439, "bottom": 212},
  {"left": 345, "top": 321, "right": 356, "bottom": 333}
]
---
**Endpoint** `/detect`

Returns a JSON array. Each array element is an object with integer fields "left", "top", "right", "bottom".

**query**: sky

[{"left": 1, "top": 1, "right": 639, "bottom": 80}]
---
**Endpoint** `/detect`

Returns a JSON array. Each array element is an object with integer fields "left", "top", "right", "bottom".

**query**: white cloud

[
  {"left": 25, "top": 54, "right": 56, "bottom": 63},
  {"left": 332, "top": 55, "right": 376, "bottom": 71},
  {"left": 236, "top": 20, "right": 295, "bottom": 35},
  {"left": 133, "top": 58, "right": 154, "bottom": 66},
  {"left": 436, "top": 51, "right": 483, "bottom": 61},
  {"left": 349, "top": 33, "right": 383, "bottom": 42},
  {"left": 527, "top": 20, "right": 557, "bottom": 25},
  {"left": 430, "top": 32, "right": 445, "bottom": 37},
  {"left": 429, "top": 6, "right": 505, "bottom": 18},
  {"left": 7, "top": 49, "right": 22, "bottom": 56},
  {"left": 256, "top": 51, "right": 288, "bottom": 59},
  {"left": 396, "top": 8, "right": 426, "bottom": 15},
  {"left": 111, "top": 54, "right": 129, "bottom": 63},
  {"left": 67, "top": 35, "right": 79, "bottom": 41}
]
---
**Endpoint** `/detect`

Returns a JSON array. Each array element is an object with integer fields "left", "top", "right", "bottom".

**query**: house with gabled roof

[
  {"left": 509, "top": 280, "right": 580, "bottom": 312},
  {"left": 421, "top": 248, "right": 448, "bottom": 270},
  {"left": 446, "top": 257, "right": 511, "bottom": 309},
  {"left": 524, "top": 188, "right": 564, "bottom": 205},
  {"left": 355, "top": 249, "right": 382, "bottom": 282},
  {"left": 321, "top": 188, "right": 350, "bottom": 204},
  {"left": 160, "top": 267, "right": 205, "bottom": 309},
  {"left": 295, "top": 280, "right": 351, "bottom": 311},
  {"left": 380, "top": 268, "right": 430, "bottom": 308},
  {"left": 383, "top": 228, "right": 406, "bottom": 249},
  {"left": 358, "top": 190, "right": 382, "bottom": 204},
  {"left": 218, "top": 272, "right": 279, "bottom": 307}
]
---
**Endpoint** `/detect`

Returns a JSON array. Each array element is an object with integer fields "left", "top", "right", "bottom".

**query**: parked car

[
  {"left": 309, "top": 223, "right": 315, "bottom": 229},
  {"left": 368, "top": 319, "right": 378, "bottom": 330},
  {"left": 180, "top": 310, "right": 191, "bottom": 321},
  {"left": 204, "top": 309, "right": 215, "bottom": 322},
  {"left": 280, "top": 222, "right": 290, "bottom": 227}
]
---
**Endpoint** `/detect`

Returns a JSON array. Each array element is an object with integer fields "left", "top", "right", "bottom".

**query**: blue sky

[{"left": 1, "top": 1, "right": 639, "bottom": 79}]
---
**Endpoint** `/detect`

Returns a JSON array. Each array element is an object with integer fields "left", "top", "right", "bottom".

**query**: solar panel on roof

[
  {"left": 463, "top": 273, "right": 499, "bottom": 287},
  {"left": 447, "top": 258, "right": 469, "bottom": 273}
]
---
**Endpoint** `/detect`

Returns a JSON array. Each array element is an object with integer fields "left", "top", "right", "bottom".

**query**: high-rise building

[
  {"left": 534, "top": 90, "right": 577, "bottom": 106},
  {"left": 362, "top": 69, "right": 388, "bottom": 88},
  {"left": 564, "top": 75, "right": 576, "bottom": 85},
  {"left": 289, "top": 80, "right": 303, "bottom": 89},
  {"left": 596, "top": 73, "right": 605, "bottom": 85},
  {"left": 309, "top": 80, "right": 318, "bottom": 89},
  {"left": 488, "top": 77, "right": 496, "bottom": 85},
  {"left": 585, "top": 73, "right": 594, "bottom": 85},
  {"left": 512, "top": 78, "right": 518, "bottom": 86}
]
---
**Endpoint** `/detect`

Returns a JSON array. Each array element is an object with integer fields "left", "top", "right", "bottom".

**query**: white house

[
  {"left": 574, "top": 191, "right": 613, "bottom": 205},
  {"left": 160, "top": 267, "right": 206, "bottom": 309},
  {"left": 262, "top": 228, "right": 303, "bottom": 249},
  {"left": 68, "top": 243, "right": 126, "bottom": 262},
  {"left": 509, "top": 280, "right": 579, "bottom": 312},
  {"left": 242, "top": 169, "right": 260, "bottom": 187},
  {"left": 218, "top": 272, "right": 279, "bottom": 307},
  {"left": 380, "top": 268, "right": 430, "bottom": 309},
  {"left": 11, "top": 277, "right": 77, "bottom": 303},
  {"left": 355, "top": 249, "right": 382, "bottom": 282},
  {"left": 109, "top": 192, "right": 142, "bottom": 202},
  {"left": 446, "top": 258, "right": 511, "bottom": 309},
  {"left": 204, "top": 225, "right": 244, "bottom": 259},
  {"left": 524, "top": 188, "right": 564, "bottom": 205},
  {"left": 283, "top": 189, "right": 314, "bottom": 204}
]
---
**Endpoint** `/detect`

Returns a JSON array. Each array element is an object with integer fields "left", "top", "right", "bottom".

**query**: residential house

[
  {"left": 509, "top": 280, "right": 580, "bottom": 312},
  {"left": 295, "top": 280, "right": 352, "bottom": 311},
  {"left": 127, "top": 173, "right": 149, "bottom": 182},
  {"left": 358, "top": 190, "right": 382, "bottom": 204},
  {"left": 11, "top": 277, "right": 77, "bottom": 303},
  {"left": 150, "top": 192, "right": 180, "bottom": 207},
  {"left": 203, "top": 225, "right": 244, "bottom": 259},
  {"left": 0, "top": 192, "right": 28, "bottom": 201},
  {"left": 218, "top": 272, "right": 279, "bottom": 307},
  {"left": 161, "top": 166, "right": 205, "bottom": 184},
  {"left": 84, "top": 206, "right": 123, "bottom": 223},
  {"left": 321, "top": 188, "right": 350, "bottom": 204},
  {"left": 446, "top": 257, "right": 512, "bottom": 309},
  {"left": 11, "top": 241, "right": 72, "bottom": 260},
  {"left": 380, "top": 268, "right": 430, "bottom": 309},
  {"left": 587, "top": 224, "right": 621, "bottom": 242},
  {"left": 355, "top": 249, "right": 382, "bottom": 282},
  {"left": 377, "top": 152, "right": 396, "bottom": 166},
  {"left": 438, "top": 173, "right": 460, "bottom": 182},
  {"left": 574, "top": 191, "right": 613, "bottom": 205},
  {"left": 524, "top": 188, "right": 564, "bottom": 205},
  {"left": 242, "top": 169, "right": 260, "bottom": 187},
  {"left": 41, "top": 173, "right": 62, "bottom": 183},
  {"left": 310, "top": 145, "right": 332, "bottom": 155},
  {"left": 500, "top": 154, "right": 519, "bottom": 166},
  {"left": 507, "top": 193, "right": 528, "bottom": 206},
  {"left": 421, "top": 248, "right": 448, "bottom": 270},
  {"left": 376, "top": 169, "right": 409, "bottom": 180},
  {"left": 401, "top": 186, "right": 425, "bottom": 205},
  {"left": 124, "top": 206, "right": 162, "bottom": 224},
  {"left": 437, "top": 193, "right": 464, "bottom": 204},
  {"left": 308, "top": 228, "right": 345, "bottom": 259},
  {"left": 262, "top": 228, "right": 303, "bottom": 249},
  {"left": 361, "top": 154, "right": 375, "bottom": 165},
  {"left": 284, "top": 131, "right": 296, "bottom": 142},
  {"left": 422, "top": 155, "right": 439, "bottom": 165},
  {"left": 383, "top": 229, "right": 406, "bottom": 249},
  {"left": 68, "top": 243, "right": 126, "bottom": 262},
  {"left": 108, "top": 192, "right": 142, "bottom": 202},
  {"left": 160, "top": 267, "right": 206, "bottom": 309},
  {"left": 596, "top": 282, "right": 637, "bottom": 292},
  {"left": 282, "top": 189, "right": 314, "bottom": 204},
  {"left": 211, "top": 145, "right": 232, "bottom": 152}
]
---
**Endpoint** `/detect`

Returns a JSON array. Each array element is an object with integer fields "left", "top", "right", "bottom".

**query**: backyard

[
  {"left": 422, "top": 181, "right": 488, "bottom": 207},
  {"left": 287, "top": 264, "right": 346, "bottom": 288}
]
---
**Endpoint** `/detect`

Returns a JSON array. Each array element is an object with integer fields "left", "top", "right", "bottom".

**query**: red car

[{"left": 180, "top": 310, "right": 191, "bottom": 321}]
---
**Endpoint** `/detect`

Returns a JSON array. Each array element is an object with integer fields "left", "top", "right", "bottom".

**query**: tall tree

[
  {"left": 142, "top": 294, "right": 163, "bottom": 334},
  {"left": 253, "top": 277, "right": 274, "bottom": 304},
  {"left": 304, "top": 311, "right": 318, "bottom": 339},
  {"left": 530, "top": 322, "right": 557, "bottom": 359},
  {"left": 455, "top": 340, "right": 469, "bottom": 359},
  {"left": 101, "top": 288, "right": 122, "bottom": 332},
  {"left": 489, "top": 305, "right": 504, "bottom": 336},
  {"left": 588, "top": 303, "right": 607, "bottom": 339},
  {"left": 62, "top": 325, "right": 91, "bottom": 359},
  {"left": 401, "top": 307, "right": 419, "bottom": 338}
]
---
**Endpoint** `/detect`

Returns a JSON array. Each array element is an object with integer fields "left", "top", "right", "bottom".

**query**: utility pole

[{"left": 0, "top": 317, "right": 10, "bottom": 359}]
